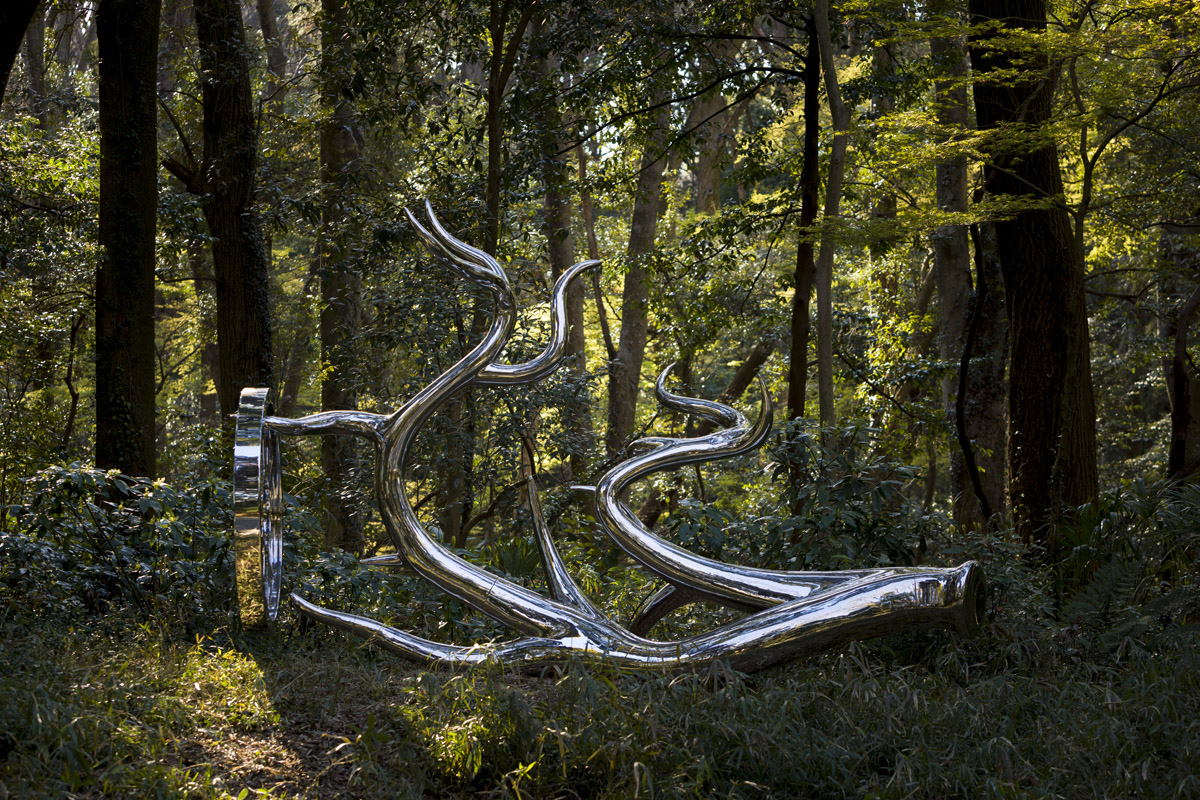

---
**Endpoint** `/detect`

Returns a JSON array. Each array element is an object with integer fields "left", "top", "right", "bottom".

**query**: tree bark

[
  {"left": 813, "top": 0, "right": 850, "bottom": 429},
  {"left": 95, "top": 0, "right": 159, "bottom": 477},
  {"left": 188, "top": 0, "right": 274, "bottom": 419},
  {"left": 1163, "top": 228, "right": 1200, "bottom": 478},
  {"left": 255, "top": 0, "right": 288, "bottom": 109},
  {"left": 319, "top": 0, "right": 364, "bottom": 551},
  {"left": 788, "top": 19, "right": 821, "bottom": 422},
  {"left": 957, "top": 220, "right": 1008, "bottom": 523},
  {"left": 538, "top": 49, "right": 591, "bottom": 481},
  {"left": 23, "top": 4, "right": 47, "bottom": 125},
  {"left": 692, "top": 88, "right": 727, "bottom": 215},
  {"left": 605, "top": 100, "right": 671, "bottom": 458},
  {"left": 437, "top": 0, "right": 535, "bottom": 544},
  {"left": 970, "top": 0, "right": 1098, "bottom": 549},
  {"left": 50, "top": 0, "right": 79, "bottom": 70},
  {"left": 484, "top": 0, "right": 535, "bottom": 255},
  {"left": 931, "top": 7, "right": 1007, "bottom": 528},
  {"left": 0, "top": 0, "right": 40, "bottom": 108}
]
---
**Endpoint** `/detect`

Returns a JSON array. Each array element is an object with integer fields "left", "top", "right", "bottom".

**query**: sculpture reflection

[{"left": 233, "top": 203, "right": 985, "bottom": 671}]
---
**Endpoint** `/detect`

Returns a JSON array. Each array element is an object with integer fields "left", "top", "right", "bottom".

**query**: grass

[
  {"left": 2, "top": 466, "right": 1198, "bottom": 796},
  {"left": 1, "top": 594, "right": 1198, "bottom": 799}
]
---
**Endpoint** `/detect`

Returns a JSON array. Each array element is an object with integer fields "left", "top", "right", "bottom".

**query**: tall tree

[
  {"left": 605, "top": 96, "right": 671, "bottom": 458},
  {"left": 536, "top": 38, "right": 591, "bottom": 481},
  {"left": 0, "top": 0, "right": 40, "bottom": 108},
  {"left": 813, "top": 0, "right": 850, "bottom": 428},
  {"left": 23, "top": 4, "right": 47, "bottom": 126},
  {"left": 788, "top": 17, "right": 821, "bottom": 422},
  {"left": 970, "top": 0, "right": 1098, "bottom": 549},
  {"left": 929, "top": 2, "right": 1006, "bottom": 527},
  {"left": 95, "top": 0, "right": 160, "bottom": 476},
  {"left": 319, "top": 0, "right": 364, "bottom": 551},
  {"left": 164, "top": 0, "right": 273, "bottom": 419},
  {"left": 255, "top": 0, "right": 288, "bottom": 110},
  {"left": 437, "top": 0, "right": 536, "bottom": 546}
]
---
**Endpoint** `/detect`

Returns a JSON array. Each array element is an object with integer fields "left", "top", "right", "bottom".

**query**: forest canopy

[{"left": 1, "top": 0, "right": 1197, "bottom": 548}]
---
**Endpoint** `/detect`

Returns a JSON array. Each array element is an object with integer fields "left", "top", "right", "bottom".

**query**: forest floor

[{"left": 2, "top": 596, "right": 1198, "bottom": 799}]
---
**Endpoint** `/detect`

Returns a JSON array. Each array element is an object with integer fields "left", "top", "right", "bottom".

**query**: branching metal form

[{"left": 233, "top": 203, "right": 985, "bottom": 672}]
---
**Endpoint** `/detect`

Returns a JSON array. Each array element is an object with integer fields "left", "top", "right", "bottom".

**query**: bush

[
  {"left": 661, "top": 421, "right": 941, "bottom": 574},
  {"left": 0, "top": 464, "right": 234, "bottom": 626}
]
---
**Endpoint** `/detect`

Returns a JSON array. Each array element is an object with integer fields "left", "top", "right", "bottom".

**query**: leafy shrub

[
  {"left": 661, "top": 422, "right": 941, "bottom": 574},
  {"left": 0, "top": 464, "right": 234, "bottom": 626},
  {"left": 1055, "top": 479, "right": 1200, "bottom": 656}
]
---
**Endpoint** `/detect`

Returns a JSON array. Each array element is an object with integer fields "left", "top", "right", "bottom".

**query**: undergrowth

[{"left": 1, "top": 461, "right": 1198, "bottom": 797}]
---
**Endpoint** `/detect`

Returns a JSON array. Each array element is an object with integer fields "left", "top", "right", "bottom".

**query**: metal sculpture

[{"left": 233, "top": 203, "right": 985, "bottom": 672}]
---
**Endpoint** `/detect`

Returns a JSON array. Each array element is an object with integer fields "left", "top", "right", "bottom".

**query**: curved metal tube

[
  {"left": 235, "top": 203, "right": 987, "bottom": 673},
  {"left": 594, "top": 367, "right": 884, "bottom": 610},
  {"left": 477, "top": 259, "right": 601, "bottom": 385},
  {"left": 293, "top": 561, "right": 984, "bottom": 673}
]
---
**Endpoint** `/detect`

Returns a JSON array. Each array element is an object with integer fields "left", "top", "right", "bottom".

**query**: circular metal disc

[{"left": 233, "top": 387, "right": 283, "bottom": 626}]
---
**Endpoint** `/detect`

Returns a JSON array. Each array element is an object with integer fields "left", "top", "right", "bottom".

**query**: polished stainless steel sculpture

[{"left": 234, "top": 203, "right": 985, "bottom": 672}]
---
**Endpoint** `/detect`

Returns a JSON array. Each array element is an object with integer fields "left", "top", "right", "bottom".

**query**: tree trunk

[
  {"left": 51, "top": 0, "right": 79, "bottom": 70},
  {"left": 319, "top": 0, "right": 364, "bottom": 551},
  {"left": 189, "top": 0, "right": 273, "bottom": 419},
  {"left": 255, "top": 0, "right": 288, "bottom": 109},
  {"left": 692, "top": 88, "right": 727, "bottom": 215},
  {"left": 436, "top": 0, "right": 535, "bottom": 544},
  {"left": 605, "top": 101, "right": 671, "bottom": 458},
  {"left": 813, "top": 0, "right": 850, "bottom": 429},
  {"left": 95, "top": 0, "right": 159, "bottom": 477},
  {"left": 483, "top": 0, "right": 535, "bottom": 255},
  {"left": 787, "top": 19, "right": 821, "bottom": 422},
  {"left": 931, "top": 8, "right": 1007, "bottom": 528},
  {"left": 23, "top": 4, "right": 46, "bottom": 125},
  {"left": 956, "top": 220, "right": 1008, "bottom": 523},
  {"left": 0, "top": 0, "right": 40, "bottom": 108},
  {"left": 186, "top": 236, "right": 220, "bottom": 423},
  {"left": 1163, "top": 224, "right": 1200, "bottom": 478},
  {"left": 970, "top": 0, "right": 1098, "bottom": 550},
  {"left": 538, "top": 50, "right": 591, "bottom": 481}
]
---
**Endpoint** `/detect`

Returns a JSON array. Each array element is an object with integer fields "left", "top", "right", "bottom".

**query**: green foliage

[
  {"left": 0, "top": 464, "right": 234, "bottom": 626},
  {"left": 3, "top": 550, "right": 1199, "bottom": 799},
  {"left": 657, "top": 423, "right": 938, "bottom": 577},
  {"left": 3, "top": 0, "right": 1200, "bottom": 794},
  {"left": 1055, "top": 480, "right": 1200, "bottom": 657}
]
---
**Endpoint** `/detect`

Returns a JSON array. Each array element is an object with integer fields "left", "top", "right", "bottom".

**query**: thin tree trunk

[
  {"left": 813, "top": 0, "right": 850, "bottom": 429},
  {"left": 51, "top": 0, "right": 78, "bottom": 70},
  {"left": 187, "top": 236, "right": 220, "bottom": 422},
  {"left": 576, "top": 141, "right": 615, "bottom": 361},
  {"left": 439, "top": 0, "right": 535, "bottom": 545},
  {"left": 788, "top": 20, "right": 821, "bottom": 422},
  {"left": 605, "top": 100, "right": 671, "bottom": 458},
  {"left": 95, "top": 0, "right": 159, "bottom": 477},
  {"left": 256, "top": 0, "right": 287, "bottom": 109},
  {"left": 75, "top": 8, "right": 97, "bottom": 73}
]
